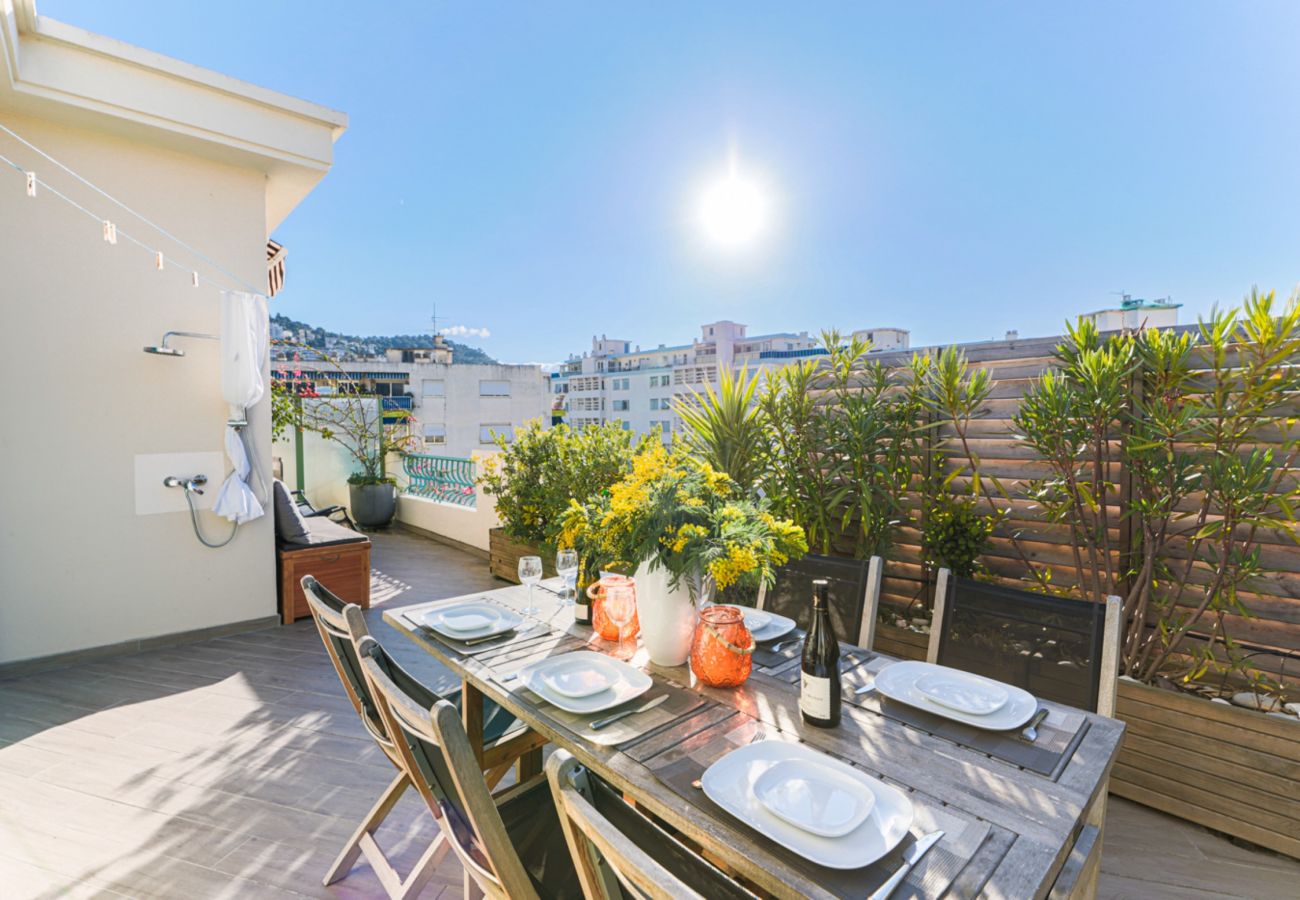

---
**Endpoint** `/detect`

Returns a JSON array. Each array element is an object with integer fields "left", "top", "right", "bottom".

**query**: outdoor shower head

[{"left": 143, "top": 331, "right": 218, "bottom": 357}]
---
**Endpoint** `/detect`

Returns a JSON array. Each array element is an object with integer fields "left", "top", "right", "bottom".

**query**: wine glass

[
  {"left": 518, "top": 556, "right": 543, "bottom": 616},
  {"left": 556, "top": 549, "right": 579, "bottom": 607},
  {"left": 603, "top": 583, "right": 637, "bottom": 660}
]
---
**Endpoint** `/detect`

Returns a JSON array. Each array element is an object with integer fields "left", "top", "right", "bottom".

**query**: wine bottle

[
  {"left": 574, "top": 579, "right": 593, "bottom": 626},
  {"left": 800, "top": 578, "right": 841, "bottom": 728}
]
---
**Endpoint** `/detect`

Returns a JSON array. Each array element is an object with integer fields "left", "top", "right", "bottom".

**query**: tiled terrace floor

[{"left": 1, "top": 529, "right": 1297, "bottom": 899}]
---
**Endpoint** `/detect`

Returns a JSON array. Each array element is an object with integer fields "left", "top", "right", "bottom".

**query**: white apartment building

[
  {"left": 274, "top": 337, "right": 549, "bottom": 458},
  {"left": 551, "top": 320, "right": 911, "bottom": 439},
  {"left": 1082, "top": 295, "right": 1181, "bottom": 332}
]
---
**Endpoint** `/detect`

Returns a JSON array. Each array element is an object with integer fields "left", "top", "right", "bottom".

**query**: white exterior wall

[
  {"left": 1086, "top": 306, "right": 1179, "bottom": 332},
  {"left": 0, "top": 114, "right": 276, "bottom": 664},
  {"left": 414, "top": 361, "right": 549, "bottom": 457},
  {"left": 0, "top": 2, "right": 343, "bottom": 667}
]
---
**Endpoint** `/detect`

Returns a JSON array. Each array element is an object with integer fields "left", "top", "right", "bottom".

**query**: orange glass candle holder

[
  {"left": 586, "top": 575, "right": 640, "bottom": 641},
  {"left": 690, "top": 605, "right": 754, "bottom": 688}
]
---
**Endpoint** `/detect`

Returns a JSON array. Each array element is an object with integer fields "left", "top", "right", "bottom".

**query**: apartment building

[
  {"left": 551, "top": 320, "right": 910, "bottom": 439},
  {"left": 273, "top": 337, "right": 549, "bottom": 458},
  {"left": 1082, "top": 294, "right": 1181, "bottom": 332}
]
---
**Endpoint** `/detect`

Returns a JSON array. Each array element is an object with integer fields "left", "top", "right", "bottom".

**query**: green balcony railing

[{"left": 402, "top": 453, "right": 477, "bottom": 507}]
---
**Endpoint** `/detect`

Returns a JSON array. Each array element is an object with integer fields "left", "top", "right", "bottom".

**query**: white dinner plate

[
  {"left": 516, "top": 651, "right": 652, "bottom": 714},
  {"left": 753, "top": 759, "right": 876, "bottom": 837},
  {"left": 420, "top": 602, "right": 520, "bottom": 641},
  {"left": 541, "top": 658, "right": 616, "bottom": 698},
  {"left": 915, "top": 671, "right": 1009, "bottom": 716},
  {"left": 701, "top": 739, "right": 913, "bottom": 869},
  {"left": 874, "top": 661, "right": 1037, "bottom": 731},
  {"left": 743, "top": 610, "right": 772, "bottom": 632},
  {"left": 747, "top": 610, "right": 797, "bottom": 643}
]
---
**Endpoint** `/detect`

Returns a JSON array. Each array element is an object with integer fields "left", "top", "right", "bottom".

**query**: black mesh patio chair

[
  {"left": 546, "top": 749, "right": 758, "bottom": 900},
  {"left": 358, "top": 636, "right": 581, "bottom": 900},
  {"left": 926, "top": 568, "right": 1123, "bottom": 716},
  {"left": 302, "top": 576, "right": 545, "bottom": 897},
  {"left": 756, "top": 553, "right": 884, "bottom": 649},
  {"left": 293, "top": 488, "right": 357, "bottom": 530}
]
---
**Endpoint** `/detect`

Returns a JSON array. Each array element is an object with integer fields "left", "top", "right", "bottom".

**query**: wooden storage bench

[{"left": 277, "top": 518, "right": 371, "bottom": 625}]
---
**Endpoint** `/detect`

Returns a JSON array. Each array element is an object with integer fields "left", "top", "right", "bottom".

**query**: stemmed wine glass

[
  {"left": 518, "top": 556, "right": 543, "bottom": 616},
  {"left": 556, "top": 549, "right": 579, "bottom": 607},
  {"left": 603, "top": 583, "right": 637, "bottom": 660}
]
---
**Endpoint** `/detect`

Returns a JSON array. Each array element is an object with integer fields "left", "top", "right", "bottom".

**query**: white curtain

[{"left": 213, "top": 290, "right": 268, "bottom": 524}]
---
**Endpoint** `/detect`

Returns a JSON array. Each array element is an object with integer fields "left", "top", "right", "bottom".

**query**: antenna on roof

[{"left": 430, "top": 304, "right": 444, "bottom": 338}]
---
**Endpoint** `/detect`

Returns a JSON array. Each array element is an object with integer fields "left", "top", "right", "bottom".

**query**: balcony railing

[{"left": 402, "top": 453, "right": 476, "bottom": 507}]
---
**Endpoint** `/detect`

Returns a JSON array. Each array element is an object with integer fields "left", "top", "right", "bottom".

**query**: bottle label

[
  {"left": 800, "top": 672, "right": 833, "bottom": 720},
  {"left": 574, "top": 601, "right": 589, "bottom": 621}
]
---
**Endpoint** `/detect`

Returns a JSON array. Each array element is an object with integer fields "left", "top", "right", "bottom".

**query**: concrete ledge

[
  {"left": 396, "top": 520, "right": 490, "bottom": 562},
  {"left": 0, "top": 614, "right": 281, "bottom": 680}
]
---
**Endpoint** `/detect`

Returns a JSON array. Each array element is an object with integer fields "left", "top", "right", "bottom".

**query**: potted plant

[
  {"left": 561, "top": 444, "right": 808, "bottom": 665},
  {"left": 274, "top": 351, "right": 418, "bottom": 529},
  {"left": 478, "top": 421, "right": 649, "bottom": 580},
  {"left": 1012, "top": 292, "right": 1300, "bottom": 856}
]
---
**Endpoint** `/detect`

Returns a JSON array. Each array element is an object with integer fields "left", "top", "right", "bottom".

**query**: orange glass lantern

[
  {"left": 586, "top": 575, "right": 640, "bottom": 641},
  {"left": 690, "top": 605, "right": 754, "bottom": 688}
]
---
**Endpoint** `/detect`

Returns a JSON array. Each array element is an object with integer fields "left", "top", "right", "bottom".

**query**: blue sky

[{"left": 46, "top": 1, "right": 1300, "bottom": 363}]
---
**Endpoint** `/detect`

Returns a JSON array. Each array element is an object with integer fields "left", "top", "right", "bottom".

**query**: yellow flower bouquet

[{"left": 560, "top": 444, "right": 808, "bottom": 600}]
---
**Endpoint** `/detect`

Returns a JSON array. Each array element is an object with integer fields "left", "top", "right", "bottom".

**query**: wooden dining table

[{"left": 384, "top": 579, "right": 1125, "bottom": 899}]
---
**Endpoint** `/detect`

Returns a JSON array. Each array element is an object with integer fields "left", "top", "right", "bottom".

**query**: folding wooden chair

[
  {"left": 546, "top": 750, "right": 758, "bottom": 900},
  {"left": 302, "top": 576, "right": 545, "bottom": 897},
  {"left": 756, "top": 553, "right": 883, "bottom": 649},
  {"left": 358, "top": 635, "right": 581, "bottom": 900}
]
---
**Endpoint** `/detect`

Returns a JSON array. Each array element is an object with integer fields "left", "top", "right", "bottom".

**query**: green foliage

[
  {"left": 1014, "top": 289, "right": 1300, "bottom": 687},
  {"left": 559, "top": 443, "right": 807, "bottom": 597},
  {"left": 676, "top": 366, "right": 769, "bottom": 492},
  {"left": 757, "top": 331, "right": 927, "bottom": 559},
  {"left": 921, "top": 495, "right": 994, "bottom": 578},
  {"left": 477, "top": 422, "right": 649, "bottom": 551}
]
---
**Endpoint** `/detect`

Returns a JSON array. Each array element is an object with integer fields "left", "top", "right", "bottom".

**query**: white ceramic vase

[{"left": 633, "top": 560, "right": 698, "bottom": 667}]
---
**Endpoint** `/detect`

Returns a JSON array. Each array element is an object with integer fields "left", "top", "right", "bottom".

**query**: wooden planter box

[
  {"left": 873, "top": 621, "right": 929, "bottom": 661},
  {"left": 1111, "top": 678, "right": 1300, "bottom": 859},
  {"left": 488, "top": 527, "right": 555, "bottom": 583}
]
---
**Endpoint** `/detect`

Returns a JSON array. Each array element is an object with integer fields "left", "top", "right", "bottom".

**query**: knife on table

[
  {"left": 867, "top": 830, "right": 944, "bottom": 900},
  {"left": 590, "top": 694, "right": 669, "bottom": 730}
]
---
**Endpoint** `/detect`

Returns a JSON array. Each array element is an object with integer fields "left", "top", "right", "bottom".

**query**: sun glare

[{"left": 698, "top": 165, "right": 769, "bottom": 249}]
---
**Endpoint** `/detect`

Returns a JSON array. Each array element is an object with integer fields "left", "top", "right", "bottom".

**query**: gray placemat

[
  {"left": 654, "top": 755, "right": 986, "bottom": 899},
  {"left": 845, "top": 665, "right": 1089, "bottom": 777},
  {"left": 496, "top": 670, "right": 707, "bottom": 747},
  {"left": 397, "top": 607, "right": 553, "bottom": 657},
  {"left": 751, "top": 629, "right": 805, "bottom": 668}
]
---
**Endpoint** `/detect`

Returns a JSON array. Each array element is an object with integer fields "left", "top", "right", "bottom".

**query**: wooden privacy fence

[{"left": 826, "top": 332, "right": 1300, "bottom": 690}]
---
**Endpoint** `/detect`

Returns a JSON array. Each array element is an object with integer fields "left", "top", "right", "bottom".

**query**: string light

[{"left": 0, "top": 121, "right": 261, "bottom": 296}]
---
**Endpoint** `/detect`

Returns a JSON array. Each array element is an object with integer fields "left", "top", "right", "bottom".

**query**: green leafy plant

[
  {"left": 758, "top": 331, "right": 927, "bottom": 558},
  {"left": 477, "top": 422, "right": 649, "bottom": 552},
  {"left": 1014, "top": 290, "right": 1300, "bottom": 687},
  {"left": 676, "top": 365, "right": 769, "bottom": 492},
  {"left": 273, "top": 344, "right": 417, "bottom": 485},
  {"left": 921, "top": 495, "right": 994, "bottom": 578},
  {"left": 559, "top": 443, "right": 807, "bottom": 597}
]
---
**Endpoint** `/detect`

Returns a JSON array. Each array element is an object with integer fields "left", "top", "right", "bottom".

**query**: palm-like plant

[{"left": 676, "top": 365, "right": 770, "bottom": 493}]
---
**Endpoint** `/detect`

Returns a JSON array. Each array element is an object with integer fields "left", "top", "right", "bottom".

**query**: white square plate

[
  {"left": 541, "top": 658, "right": 616, "bottom": 698},
  {"left": 420, "top": 602, "right": 521, "bottom": 641},
  {"left": 874, "top": 661, "right": 1037, "bottom": 730},
  {"left": 914, "top": 671, "right": 1008, "bottom": 716},
  {"left": 701, "top": 739, "right": 913, "bottom": 869},
  {"left": 516, "top": 651, "right": 652, "bottom": 714},
  {"left": 746, "top": 609, "right": 797, "bottom": 643},
  {"left": 753, "top": 758, "right": 876, "bottom": 837}
]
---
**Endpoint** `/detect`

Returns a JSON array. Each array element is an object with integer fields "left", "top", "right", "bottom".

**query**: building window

[
  {"left": 480, "top": 424, "right": 513, "bottom": 443},
  {"left": 621, "top": 421, "right": 631, "bottom": 431},
  {"left": 422, "top": 379, "right": 445, "bottom": 397},
  {"left": 423, "top": 423, "right": 447, "bottom": 444},
  {"left": 612, "top": 399, "right": 629, "bottom": 412},
  {"left": 480, "top": 380, "right": 511, "bottom": 397},
  {"left": 649, "top": 398, "right": 659, "bottom": 411}
]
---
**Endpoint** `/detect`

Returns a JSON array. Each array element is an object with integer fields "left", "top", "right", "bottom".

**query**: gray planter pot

[{"left": 349, "top": 482, "right": 397, "bottom": 529}]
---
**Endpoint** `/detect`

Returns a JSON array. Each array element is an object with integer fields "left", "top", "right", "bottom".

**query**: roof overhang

[{"left": 0, "top": 0, "right": 347, "bottom": 229}]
